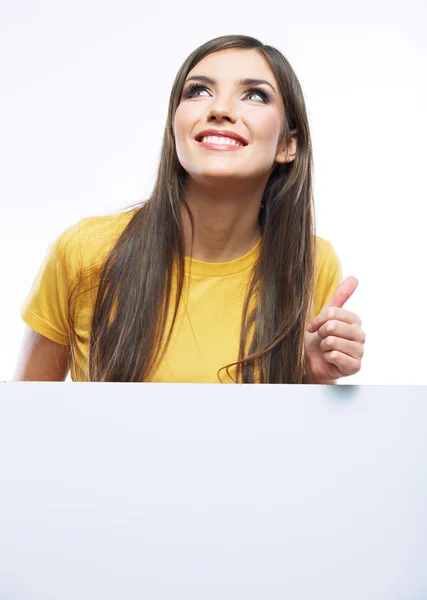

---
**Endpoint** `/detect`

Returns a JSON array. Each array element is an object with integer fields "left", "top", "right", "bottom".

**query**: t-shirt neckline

[{"left": 183, "top": 237, "right": 261, "bottom": 277}]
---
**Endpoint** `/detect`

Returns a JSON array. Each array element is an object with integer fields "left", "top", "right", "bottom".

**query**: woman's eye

[
  {"left": 245, "top": 89, "right": 269, "bottom": 103},
  {"left": 246, "top": 92, "right": 262, "bottom": 101},
  {"left": 193, "top": 88, "right": 209, "bottom": 97},
  {"left": 184, "top": 85, "right": 210, "bottom": 98}
]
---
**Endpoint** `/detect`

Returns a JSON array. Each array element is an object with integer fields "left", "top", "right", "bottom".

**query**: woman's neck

[{"left": 180, "top": 179, "right": 265, "bottom": 263}]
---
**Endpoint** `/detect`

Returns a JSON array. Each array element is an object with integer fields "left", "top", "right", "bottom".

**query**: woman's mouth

[{"left": 196, "top": 135, "right": 246, "bottom": 151}]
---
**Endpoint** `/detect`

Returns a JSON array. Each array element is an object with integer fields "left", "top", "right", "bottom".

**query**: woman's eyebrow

[{"left": 184, "top": 75, "right": 276, "bottom": 94}]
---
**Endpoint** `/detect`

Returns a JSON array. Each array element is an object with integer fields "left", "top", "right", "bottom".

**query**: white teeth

[{"left": 200, "top": 135, "right": 244, "bottom": 146}]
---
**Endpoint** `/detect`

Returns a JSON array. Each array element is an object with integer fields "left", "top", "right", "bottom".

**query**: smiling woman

[{"left": 14, "top": 34, "right": 348, "bottom": 383}]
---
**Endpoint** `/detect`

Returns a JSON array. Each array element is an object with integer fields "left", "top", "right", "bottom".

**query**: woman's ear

[{"left": 275, "top": 130, "right": 297, "bottom": 164}]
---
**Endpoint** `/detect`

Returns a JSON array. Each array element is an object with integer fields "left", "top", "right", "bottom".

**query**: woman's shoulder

[
  {"left": 314, "top": 235, "right": 341, "bottom": 270},
  {"left": 55, "top": 207, "right": 139, "bottom": 270},
  {"left": 75, "top": 207, "right": 138, "bottom": 242}
]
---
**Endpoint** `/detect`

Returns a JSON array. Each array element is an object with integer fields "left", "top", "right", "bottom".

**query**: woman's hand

[{"left": 304, "top": 276, "right": 365, "bottom": 384}]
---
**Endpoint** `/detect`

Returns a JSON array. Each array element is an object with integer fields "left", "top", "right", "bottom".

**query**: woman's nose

[{"left": 207, "top": 97, "right": 237, "bottom": 123}]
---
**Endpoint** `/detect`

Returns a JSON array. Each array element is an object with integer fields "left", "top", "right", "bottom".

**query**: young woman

[{"left": 13, "top": 34, "right": 365, "bottom": 383}]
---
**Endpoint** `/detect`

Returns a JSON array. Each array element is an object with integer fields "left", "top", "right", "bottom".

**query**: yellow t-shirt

[{"left": 21, "top": 209, "right": 342, "bottom": 382}]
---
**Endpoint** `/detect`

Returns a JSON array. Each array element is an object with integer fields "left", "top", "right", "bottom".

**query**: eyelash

[{"left": 183, "top": 83, "right": 270, "bottom": 104}]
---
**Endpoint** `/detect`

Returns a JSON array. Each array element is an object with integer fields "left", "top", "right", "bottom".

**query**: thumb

[{"left": 324, "top": 276, "right": 359, "bottom": 309}]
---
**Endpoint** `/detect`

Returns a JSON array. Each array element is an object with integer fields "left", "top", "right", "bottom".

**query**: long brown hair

[{"left": 70, "top": 34, "right": 317, "bottom": 383}]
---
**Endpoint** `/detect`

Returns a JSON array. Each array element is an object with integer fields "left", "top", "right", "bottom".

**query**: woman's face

[{"left": 173, "top": 48, "right": 293, "bottom": 185}]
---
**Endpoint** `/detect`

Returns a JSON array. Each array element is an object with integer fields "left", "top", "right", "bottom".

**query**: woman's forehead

[{"left": 188, "top": 48, "right": 274, "bottom": 82}]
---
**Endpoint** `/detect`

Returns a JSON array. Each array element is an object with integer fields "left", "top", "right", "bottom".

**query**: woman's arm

[{"left": 12, "top": 326, "right": 71, "bottom": 381}]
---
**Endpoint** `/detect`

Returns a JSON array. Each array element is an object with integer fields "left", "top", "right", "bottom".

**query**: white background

[{"left": 1, "top": 0, "right": 426, "bottom": 383}]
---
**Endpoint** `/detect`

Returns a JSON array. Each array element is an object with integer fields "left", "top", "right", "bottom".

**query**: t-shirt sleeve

[
  {"left": 20, "top": 223, "right": 81, "bottom": 346},
  {"left": 314, "top": 240, "right": 343, "bottom": 317}
]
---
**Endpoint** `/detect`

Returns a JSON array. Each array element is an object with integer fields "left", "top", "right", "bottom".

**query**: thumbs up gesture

[{"left": 304, "top": 276, "right": 365, "bottom": 384}]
